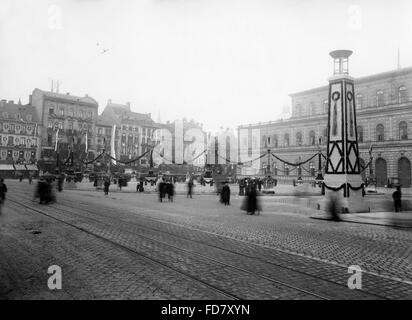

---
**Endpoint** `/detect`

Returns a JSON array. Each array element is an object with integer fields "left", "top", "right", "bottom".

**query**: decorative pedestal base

[{"left": 323, "top": 174, "right": 369, "bottom": 213}]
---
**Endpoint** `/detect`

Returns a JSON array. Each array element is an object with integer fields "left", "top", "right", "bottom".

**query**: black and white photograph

[{"left": 0, "top": 0, "right": 411, "bottom": 309}]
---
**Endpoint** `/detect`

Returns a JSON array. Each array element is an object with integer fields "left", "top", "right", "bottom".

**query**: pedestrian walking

[
  {"left": 28, "top": 175, "right": 33, "bottom": 184},
  {"left": 221, "top": 182, "right": 231, "bottom": 206},
  {"left": 57, "top": 174, "right": 64, "bottom": 192},
  {"left": 187, "top": 178, "right": 193, "bottom": 198},
  {"left": 0, "top": 178, "right": 7, "bottom": 214},
  {"left": 166, "top": 181, "right": 174, "bottom": 202},
  {"left": 392, "top": 186, "right": 402, "bottom": 212},
  {"left": 103, "top": 178, "right": 110, "bottom": 196},
  {"left": 241, "top": 183, "right": 260, "bottom": 215}
]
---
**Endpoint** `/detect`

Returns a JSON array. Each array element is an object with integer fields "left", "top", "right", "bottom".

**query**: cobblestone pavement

[{"left": 1, "top": 180, "right": 411, "bottom": 299}]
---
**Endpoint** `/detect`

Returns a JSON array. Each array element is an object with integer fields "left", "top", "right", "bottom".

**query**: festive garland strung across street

[
  {"left": 151, "top": 148, "right": 208, "bottom": 165},
  {"left": 271, "top": 152, "right": 319, "bottom": 167},
  {"left": 217, "top": 152, "right": 267, "bottom": 165},
  {"left": 347, "top": 183, "right": 365, "bottom": 197}
]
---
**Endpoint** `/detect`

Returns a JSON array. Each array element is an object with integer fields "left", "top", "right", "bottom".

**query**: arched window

[
  {"left": 356, "top": 93, "right": 363, "bottom": 109},
  {"left": 284, "top": 164, "right": 289, "bottom": 176},
  {"left": 399, "top": 121, "right": 408, "bottom": 140},
  {"left": 284, "top": 133, "right": 289, "bottom": 147},
  {"left": 376, "top": 124, "right": 384, "bottom": 141},
  {"left": 309, "top": 130, "right": 316, "bottom": 145},
  {"left": 399, "top": 86, "right": 407, "bottom": 104},
  {"left": 267, "top": 136, "right": 271, "bottom": 146},
  {"left": 357, "top": 126, "right": 363, "bottom": 142},
  {"left": 376, "top": 90, "right": 384, "bottom": 107},
  {"left": 262, "top": 135, "right": 267, "bottom": 147},
  {"left": 273, "top": 134, "right": 278, "bottom": 148},
  {"left": 296, "top": 132, "right": 302, "bottom": 146}
]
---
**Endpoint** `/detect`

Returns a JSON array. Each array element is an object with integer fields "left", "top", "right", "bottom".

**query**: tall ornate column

[{"left": 324, "top": 50, "right": 368, "bottom": 212}]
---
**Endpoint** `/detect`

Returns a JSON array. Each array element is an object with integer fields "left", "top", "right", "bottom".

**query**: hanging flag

[
  {"left": 54, "top": 129, "right": 59, "bottom": 151},
  {"left": 111, "top": 124, "right": 117, "bottom": 165}
]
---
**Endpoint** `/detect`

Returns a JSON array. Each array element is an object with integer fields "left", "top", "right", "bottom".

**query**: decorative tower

[{"left": 323, "top": 50, "right": 368, "bottom": 213}]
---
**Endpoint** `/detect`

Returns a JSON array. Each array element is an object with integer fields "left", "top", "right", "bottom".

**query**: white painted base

[{"left": 323, "top": 174, "right": 369, "bottom": 213}]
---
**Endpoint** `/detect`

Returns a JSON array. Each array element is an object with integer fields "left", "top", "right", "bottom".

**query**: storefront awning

[
  {"left": 14, "top": 164, "right": 27, "bottom": 170},
  {"left": 25, "top": 165, "right": 39, "bottom": 171},
  {"left": 0, "top": 164, "right": 15, "bottom": 171}
]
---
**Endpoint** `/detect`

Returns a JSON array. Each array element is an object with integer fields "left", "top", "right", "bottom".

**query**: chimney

[
  {"left": 8, "top": 100, "right": 14, "bottom": 104},
  {"left": 29, "top": 94, "right": 32, "bottom": 104},
  {"left": 66, "top": 92, "right": 70, "bottom": 95}
]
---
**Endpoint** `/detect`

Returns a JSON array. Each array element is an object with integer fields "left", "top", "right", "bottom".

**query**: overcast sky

[{"left": 1, "top": 0, "right": 412, "bottom": 133}]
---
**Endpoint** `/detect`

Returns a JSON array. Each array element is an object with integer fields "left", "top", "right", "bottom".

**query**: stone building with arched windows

[{"left": 238, "top": 66, "right": 412, "bottom": 187}]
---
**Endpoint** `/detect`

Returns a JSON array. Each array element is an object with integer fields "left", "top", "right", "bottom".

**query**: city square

[{"left": 1, "top": 0, "right": 412, "bottom": 304}]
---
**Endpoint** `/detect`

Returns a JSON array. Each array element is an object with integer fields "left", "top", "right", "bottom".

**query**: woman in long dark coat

[
  {"left": 221, "top": 183, "right": 231, "bottom": 206},
  {"left": 242, "top": 183, "right": 260, "bottom": 215}
]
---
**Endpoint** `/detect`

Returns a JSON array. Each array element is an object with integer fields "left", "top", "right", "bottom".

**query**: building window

[
  {"left": 273, "top": 135, "right": 278, "bottom": 148},
  {"left": 376, "top": 124, "right": 384, "bottom": 141},
  {"left": 295, "top": 104, "right": 302, "bottom": 117},
  {"left": 285, "top": 164, "right": 289, "bottom": 176},
  {"left": 49, "top": 106, "right": 54, "bottom": 115},
  {"left": 26, "top": 114, "right": 32, "bottom": 122},
  {"left": 310, "top": 102, "right": 316, "bottom": 116},
  {"left": 16, "top": 113, "right": 21, "bottom": 120},
  {"left": 356, "top": 93, "right": 362, "bottom": 109},
  {"left": 399, "top": 121, "right": 408, "bottom": 140},
  {"left": 48, "top": 122, "right": 53, "bottom": 128},
  {"left": 309, "top": 162, "right": 315, "bottom": 177},
  {"left": 399, "top": 86, "right": 407, "bottom": 104},
  {"left": 323, "top": 100, "right": 328, "bottom": 114},
  {"left": 296, "top": 132, "right": 302, "bottom": 146},
  {"left": 59, "top": 108, "right": 64, "bottom": 116},
  {"left": 2, "top": 112, "right": 8, "bottom": 119},
  {"left": 357, "top": 126, "right": 363, "bottom": 142},
  {"left": 69, "top": 108, "right": 74, "bottom": 117},
  {"left": 376, "top": 90, "right": 384, "bottom": 107},
  {"left": 309, "top": 131, "right": 316, "bottom": 145},
  {"left": 284, "top": 133, "right": 289, "bottom": 147},
  {"left": 98, "top": 128, "right": 102, "bottom": 135}
]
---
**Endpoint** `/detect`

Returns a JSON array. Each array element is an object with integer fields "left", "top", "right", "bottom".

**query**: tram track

[
  {"left": 8, "top": 194, "right": 334, "bottom": 300},
  {"left": 6, "top": 198, "right": 241, "bottom": 300},
  {"left": 49, "top": 196, "right": 394, "bottom": 300}
]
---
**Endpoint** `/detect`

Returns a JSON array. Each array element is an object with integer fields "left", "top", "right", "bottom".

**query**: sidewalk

[{"left": 311, "top": 211, "right": 412, "bottom": 229}]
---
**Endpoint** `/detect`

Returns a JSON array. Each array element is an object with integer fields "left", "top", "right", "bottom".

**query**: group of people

[{"left": 158, "top": 179, "right": 175, "bottom": 202}]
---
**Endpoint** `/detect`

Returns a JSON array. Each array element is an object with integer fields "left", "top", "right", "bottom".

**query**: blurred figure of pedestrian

[
  {"left": 187, "top": 178, "right": 193, "bottom": 199},
  {"left": 137, "top": 178, "right": 144, "bottom": 193},
  {"left": 118, "top": 177, "right": 123, "bottom": 191},
  {"left": 242, "top": 183, "right": 260, "bottom": 215},
  {"left": 167, "top": 181, "right": 174, "bottom": 202},
  {"left": 159, "top": 181, "right": 166, "bottom": 202},
  {"left": 392, "top": 186, "right": 402, "bottom": 212},
  {"left": 0, "top": 178, "right": 7, "bottom": 214},
  {"left": 103, "top": 178, "right": 110, "bottom": 196},
  {"left": 221, "top": 182, "right": 231, "bottom": 206},
  {"left": 57, "top": 174, "right": 64, "bottom": 192},
  {"left": 325, "top": 193, "right": 341, "bottom": 221},
  {"left": 28, "top": 175, "right": 33, "bottom": 184},
  {"left": 257, "top": 179, "right": 262, "bottom": 192}
]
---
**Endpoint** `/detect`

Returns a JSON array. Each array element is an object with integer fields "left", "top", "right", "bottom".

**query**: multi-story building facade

[
  {"left": 30, "top": 89, "right": 99, "bottom": 171},
  {"left": 100, "top": 100, "right": 160, "bottom": 166},
  {"left": 238, "top": 66, "right": 412, "bottom": 187},
  {"left": 0, "top": 100, "right": 41, "bottom": 166}
]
